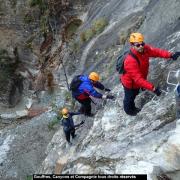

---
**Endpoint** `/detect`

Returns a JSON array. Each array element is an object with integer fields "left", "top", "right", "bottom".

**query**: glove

[
  {"left": 80, "top": 120, "right": 84, "bottom": 125},
  {"left": 102, "top": 94, "right": 107, "bottom": 99},
  {"left": 171, "top": 52, "right": 180, "bottom": 60},
  {"left": 104, "top": 88, "right": 111, "bottom": 92},
  {"left": 153, "top": 87, "right": 161, "bottom": 96},
  {"left": 102, "top": 94, "right": 115, "bottom": 100},
  {"left": 106, "top": 94, "right": 115, "bottom": 100}
]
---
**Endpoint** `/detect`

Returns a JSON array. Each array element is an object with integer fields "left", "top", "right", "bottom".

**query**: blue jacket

[
  {"left": 72, "top": 75, "right": 105, "bottom": 100},
  {"left": 61, "top": 112, "right": 81, "bottom": 132}
]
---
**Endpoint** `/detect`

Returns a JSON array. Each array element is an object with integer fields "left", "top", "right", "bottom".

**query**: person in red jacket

[{"left": 120, "top": 32, "right": 180, "bottom": 116}]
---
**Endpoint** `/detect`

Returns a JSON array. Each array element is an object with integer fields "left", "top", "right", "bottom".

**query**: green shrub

[
  {"left": 30, "top": 0, "right": 47, "bottom": 12},
  {"left": 70, "top": 98, "right": 76, "bottom": 110},
  {"left": 30, "top": 0, "right": 42, "bottom": 7},
  {"left": 119, "top": 31, "right": 128, "bottom": 45},
  {"left": 66, "top": 19, "right": 82, "bottom": 40},
  {"left": 64, "top": 91, "right": 72, "bottom": 102},
  {"left": 92, "top": 18, "right": 108, "bottom": 34},
  {"left": 84, "top": 28, "right": 94, "bottom": 41},
  {"left": 26, "top": 175, "right": 33, "bottom": 180},
  {"left": 48, "top": 116, "right": 60, "bottom": 130},
  {"left": 25, "top": 36, "right": 35, "bottom": 50},
  {"left": 80, "top": 18, "right": 108, "bottom": 43},
  {"left": 51, "top": 102, "right": 58, "bottom": 112},
  {"left": 40, "top": 15, "right": 48, "bottom": 34},
  {"left": 70, "top": 41, "right": 81, "bottom": 53},
  {"left": 80, "top": 32, "right": 86, "bottom": 42}
]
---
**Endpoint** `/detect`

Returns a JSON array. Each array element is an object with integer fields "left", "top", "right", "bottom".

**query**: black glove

[
  {"left": 171, "top": 52, "right": 180, "bottom": 60},
  {"left": 80, "top": 120, "right": 84, "bottom": 125},
  {"left": 106, "top": 94, "right": 115, "bottom": 100},
  {"left": 153, "top": 87, "right": 161, "bottom": 96},
  {"left": 104, "top": 88, "right": 111, "bottom": 92}
]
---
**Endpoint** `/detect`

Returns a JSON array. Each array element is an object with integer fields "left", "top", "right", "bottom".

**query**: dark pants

[
  {"left": 76, "top": 98, "right": 91, "bottom": 115},
  {"left": 64, "top": 128, "right": 75, "bottom": 143},
  {"left": 123, "top": 86, "right": 139, "bottom": 115}
]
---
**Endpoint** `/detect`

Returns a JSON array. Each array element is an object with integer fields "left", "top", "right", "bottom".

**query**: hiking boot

[
  {"left": 126, "top": 110, "right": 137, "bottom": 116},
  {"left": 126, "top": 108, "right": 141, "bottom": 116},
  {"left": 72, "top": 134, "right": 77, "bottom": 139},
  {"left": 128, "top": 112, "right": 137, "bottom": 116},
  {"left": 134, "top": 107, "right": 141, "bottom": 113}
]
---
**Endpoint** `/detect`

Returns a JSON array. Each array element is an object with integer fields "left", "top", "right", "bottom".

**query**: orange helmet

[
  {"left": 129, "top": 32, "right": 144, "bottom": 43},
  {"left": 89, "top": 72, "right": 100, "bottom": 82},
  {"left": 61, "top": 108, "right": 69, "bottom": 118}
]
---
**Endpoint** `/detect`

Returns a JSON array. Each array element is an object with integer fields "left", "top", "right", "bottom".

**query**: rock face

[
  {"left": 0, "top": 0, "right": 84, "bottom": 107},
  {"left": 0, "top": 88, "right": 68, "bottom": 180},
  {"left": 0, "top": 112, "right": 56, "bottom": 180},
  {"left": 0, "top": 0, "right": 39, "bottom": 107},
  {"left": 38, "top": 0, "right": 180, "bottom": 179},
  {"left": 1, "top": 0, "right": 180, "bottom": 180}
]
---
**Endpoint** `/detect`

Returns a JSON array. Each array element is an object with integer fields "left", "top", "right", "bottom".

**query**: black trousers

[
  {"left": 64, "top": 128, "right": 75, "bottom": 143},
  {"left": 76, "top": 98, "right": 92, "bottom": 115},
  {"left": 123, "top": 86, "right": 139, "bottom": 115}
]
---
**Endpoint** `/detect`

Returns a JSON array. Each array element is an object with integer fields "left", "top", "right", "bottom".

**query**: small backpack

[
  {"left": 70, "top": 75, "right": 82, "bottom": 91},
  {"left": 116, "top": 50, "right": 140, "bottom": 74}
]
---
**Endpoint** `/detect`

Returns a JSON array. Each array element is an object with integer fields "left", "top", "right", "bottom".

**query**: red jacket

[{"left": 120, "top": 44, "right": 172, "bottom": 91}]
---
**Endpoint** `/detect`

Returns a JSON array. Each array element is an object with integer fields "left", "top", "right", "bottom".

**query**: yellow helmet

[
  {"left": 61, "top": 108, "right": 69, "bottom": 118},
  {"left": 89, "top": 72, "right": 100, "bottom": 82},
  {"left": 129, "top": 32, "right": 144, "bottom": 43}
]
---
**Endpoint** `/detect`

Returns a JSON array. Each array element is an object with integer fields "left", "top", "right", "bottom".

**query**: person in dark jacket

[
  {"left": 60, "top": 108, "right": 84, "bottom": 145},
  {"left": 71, "top": 72, "right": 114, "bottom": 117},
  {"left": 120, "top": 32, "right": 180, "bottom": 116}
]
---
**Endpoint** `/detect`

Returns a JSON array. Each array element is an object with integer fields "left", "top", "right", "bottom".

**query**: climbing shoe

[
  {"left": 126, "top": 110, "right": 138, "bottom": 116},
  {"left": 134, "top": 107, "right": 141, "bottom": 113},
  {"left": 72, "top": 134, "right": 77, "bottom": 139},
  {"left": 127, "top": 111, "right": 137, "bottom": 116}
]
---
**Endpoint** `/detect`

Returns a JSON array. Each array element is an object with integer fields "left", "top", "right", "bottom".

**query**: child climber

[{"left": 60, "top": 108, "right": 84, "bottom": 145}]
